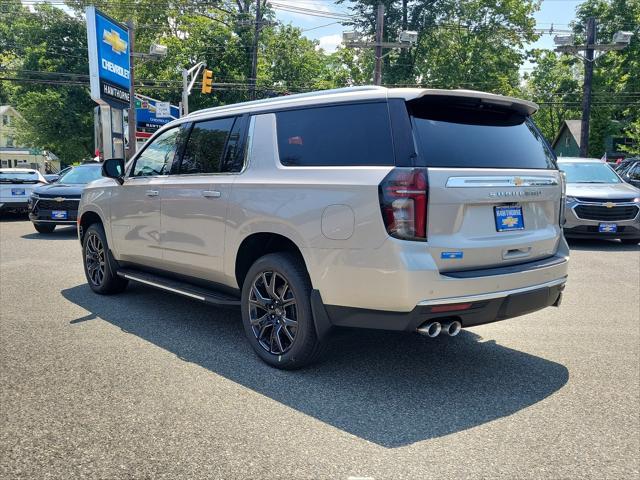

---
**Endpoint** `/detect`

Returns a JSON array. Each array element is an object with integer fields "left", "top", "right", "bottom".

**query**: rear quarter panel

[{"left": 224, "top": 113, "right": 393, "bottom": 288}]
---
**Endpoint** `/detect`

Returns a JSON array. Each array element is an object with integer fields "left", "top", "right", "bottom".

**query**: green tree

[
  {"left": 522, "top": 50, "right": 581, "bottom": 141},
  {"left": 0, "top": 1, "right": 94, "bottom": 164},
  {"left": 339, "top": 0, "right": 539, "bottom": 93},
  {"left": 572, "top": 0, "right": 639, "bottom": 156}
]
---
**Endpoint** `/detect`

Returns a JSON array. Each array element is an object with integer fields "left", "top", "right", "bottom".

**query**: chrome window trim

[{"left": 446, "top": 176, "right": 559, "bottom": 188}]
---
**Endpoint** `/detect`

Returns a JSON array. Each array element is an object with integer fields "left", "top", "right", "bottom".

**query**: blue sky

[{"left": 272, "top": 0, "right": 588, "bottom": 72}]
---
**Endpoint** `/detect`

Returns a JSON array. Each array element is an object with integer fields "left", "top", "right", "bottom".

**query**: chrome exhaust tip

[
  {"left": 417, "top": 321, "right": 442, "bottom": 338},
  {"left": 442, "top": 320, "right": 462, "bottom": 336}
]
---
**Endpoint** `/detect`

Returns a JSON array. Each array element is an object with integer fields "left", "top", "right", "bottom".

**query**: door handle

[
  {"left": 202, "top": 190, "right": 221, "bottom": 198},
  {"left": 145, "top": 190, "right": 159, "bottom": 197}
]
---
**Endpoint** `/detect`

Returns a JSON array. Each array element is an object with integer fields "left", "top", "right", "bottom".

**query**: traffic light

[{"left": 201, "top": 69, "right": 213, "bottom": 94}]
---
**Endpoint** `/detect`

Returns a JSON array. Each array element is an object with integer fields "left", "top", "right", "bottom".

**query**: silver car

[
  {"left": 78, "top": 87, "right": 569, "bottom": 369},
  {"left": 559, "top": 158, "right": 640, "bottom": 244}
]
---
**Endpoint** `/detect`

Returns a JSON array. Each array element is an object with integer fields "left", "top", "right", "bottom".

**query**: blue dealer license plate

[
  {"left": 494, "top": 205, "right": 524, "bottom": 232},
  {"left": 51, "top": 210, "right": 68, "bottom": 220},
  {"left": 11, "top": 188, "right": 25, "bottom": 196},
  {"left": 599, "top": 223, "right": 617, "bottom": 233}
]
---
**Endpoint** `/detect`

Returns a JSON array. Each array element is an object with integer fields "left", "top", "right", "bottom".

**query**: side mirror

[{"left": 102, "top": 158, "right": 125, "bottom": 184}]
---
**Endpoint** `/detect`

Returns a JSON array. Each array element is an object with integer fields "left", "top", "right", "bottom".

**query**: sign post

[{"left": 86, "top": 6, "right": 131, "bottom": 160}]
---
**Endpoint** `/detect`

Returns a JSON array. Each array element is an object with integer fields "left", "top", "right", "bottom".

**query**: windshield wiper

[{"left": 579, "top": 181, "right": 610, "bottom": 184}]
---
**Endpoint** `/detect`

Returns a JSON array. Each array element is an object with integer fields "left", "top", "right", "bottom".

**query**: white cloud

[{"left": 317, "top": 34, "right": 342, "bottom": 52}]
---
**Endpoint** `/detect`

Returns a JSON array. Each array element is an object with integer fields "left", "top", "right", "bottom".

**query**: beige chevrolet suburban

[{"left": 78, "top": 86, "right": 569, "bottom": 369}]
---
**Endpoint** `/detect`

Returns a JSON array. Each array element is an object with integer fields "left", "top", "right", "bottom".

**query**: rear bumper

[{"left": 313, "top": 278, "right": 566, "bottom": 333}]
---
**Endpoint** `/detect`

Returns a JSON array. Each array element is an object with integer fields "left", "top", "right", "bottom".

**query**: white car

[{"left": 0, "top": 168, "right": 47, "bottom": 214}]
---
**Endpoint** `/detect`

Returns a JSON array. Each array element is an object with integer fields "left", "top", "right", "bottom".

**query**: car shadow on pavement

[
  {"left": 62, "top": 283, "right": 569, "bottom": 449},
  {"left": 21, "top": 226, "right": 77, "bottom": 240},
  {"left": 567, "top": 238, "right": 640, "bottom": 252}
]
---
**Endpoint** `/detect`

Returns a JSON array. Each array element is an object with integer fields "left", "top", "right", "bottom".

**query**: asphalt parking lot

[{"left": 0, "top": 217, "right": 638, "bottom": 479}]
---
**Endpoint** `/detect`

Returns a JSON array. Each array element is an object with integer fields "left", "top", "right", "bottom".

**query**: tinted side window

[
  {"left": 276, "top": 103, "right": 394, "bottom": 167},
  {"left": 180, "top": 117, "right": 234, "bottom": 174},
  {"left": 629, "top": 164, "right": 640, "bottom": 180},
  {"left": 132, "top": 127, "right": 180, "bottom": 177},
  {"left": 221, "top": 116, "right": 246, "bottom": 173}
]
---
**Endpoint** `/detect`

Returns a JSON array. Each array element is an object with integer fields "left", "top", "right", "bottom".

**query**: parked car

[
  {"left": 559, "top": 158, "right": 640, "bottom": 244},
  {"left": 0, "top": 168, "right": 47, "bottom": 214},
  {"left": 29, "top": 163, "right": 103, "bottom": 233},
  {"left": 616, "top": 159, "right": 640, "bottom": 189},
  {"left": 78, "top": 86, "right": 569, "bottom": 369},
  {"left": 43, "top": 166, "right": 72, "bottom": 184}
]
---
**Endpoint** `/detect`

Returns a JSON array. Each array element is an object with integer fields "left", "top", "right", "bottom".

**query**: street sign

[
  {"left": 86, "top": 6, "right": 131, "bottom": 108},
  {"left": 155, "top": 102, "right": 171, "bottom": 118}
]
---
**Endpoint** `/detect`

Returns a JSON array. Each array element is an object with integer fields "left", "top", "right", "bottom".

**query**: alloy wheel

[
  {"left": 248, "top": 271, "right": 298, "bottom": 355},
  {"left": 85, "top": 233, "right": 106, "bottom": 287}
]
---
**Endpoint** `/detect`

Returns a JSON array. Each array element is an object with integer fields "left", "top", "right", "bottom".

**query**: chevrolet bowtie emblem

[
  {"left": 103, "top": 29, "right": 127, "bottom": 55},
  {"left": 513, "top": 177, "right": 524, "bottom": 186},
  {"left": 502, "top": 216, "right": 518, "bottom": 227},
  {"left": 54, "top": 197, "right": 65, "bottom": 202},
  {"left": 604, "top": 202, "right": 615, "bottom": 208}
]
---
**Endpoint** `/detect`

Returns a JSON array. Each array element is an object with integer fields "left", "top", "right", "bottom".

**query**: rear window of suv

[
  {"left": 276, "top": 102, "right": 394, "bottom": 167},
  {"left": 408, "top": 97, "right": 557, "bottom": 169}
]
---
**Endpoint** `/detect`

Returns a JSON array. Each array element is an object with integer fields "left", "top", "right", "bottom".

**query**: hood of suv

[
  {"left": 566, "top": 182, "right": 640, "bottom": 201},
  {"left": 33, "top": 183, "right": 84, "bottom": 199}
]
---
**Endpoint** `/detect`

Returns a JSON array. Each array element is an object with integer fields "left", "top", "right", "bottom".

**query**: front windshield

[
  {"left": 58, "top": 166, "right": 102, "bottom": 184},
  {"left": 559, "top": 162, "right": 620, "bottom": 184}
]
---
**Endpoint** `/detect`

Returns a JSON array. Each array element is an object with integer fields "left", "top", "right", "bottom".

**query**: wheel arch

[
  {"left": 234, "top": 232, "right": 309, "bottom": 291},
  {"left": 78, "top": 209, "right": 105, "bottom": 244}
]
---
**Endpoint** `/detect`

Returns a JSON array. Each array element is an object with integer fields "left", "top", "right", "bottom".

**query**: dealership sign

[
  {"left": 136, "top": 100, "right": 179, "bottom": 133},
  {"left": 86, "top": 6, "right": 131, "bottom": 108}
]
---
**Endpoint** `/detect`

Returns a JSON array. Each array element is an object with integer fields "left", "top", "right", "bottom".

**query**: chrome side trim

[
  {"left": 121, "top": 273, "right": 206, "bottom": 301},
  {"left": 446, "top": 176, "right": 559, "bottom": 188},
  {"left": 418, "top": 277, "right": 567, "bottom": 306}
]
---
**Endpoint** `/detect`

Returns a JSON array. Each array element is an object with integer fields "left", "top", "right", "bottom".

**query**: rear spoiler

[{"left": 401, "top": 89, "right": 538, "bottom": 116}]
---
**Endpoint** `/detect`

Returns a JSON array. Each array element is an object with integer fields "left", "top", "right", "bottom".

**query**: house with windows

[
  {"left": 551, "top": 119, "right": 635, "bottom": 159},
  {"left": 0, "top": 105, "right": 60, "bottom": 173}
]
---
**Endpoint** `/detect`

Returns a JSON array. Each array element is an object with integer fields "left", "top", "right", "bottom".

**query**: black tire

[
  {"left": 241, "top": 252, "right": 324, "bottom": 369},
  {"left": 33, "top": 222, "right": 55, "bottom": 234},
  {"left": 620, "top": 238, "right": 639, "bottom": 245},
  {"left": 82, "top": 223, "right": 128, "bottom": 294}
]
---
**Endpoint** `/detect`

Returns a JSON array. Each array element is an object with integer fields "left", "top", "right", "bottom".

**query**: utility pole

[
  {"left": 126, "top": 20, "right": 136, "bottom": 160},
  {"left": 580, "top": 17, "right": 596, "bottom": 157},
  {"left": 555, "top": 22, "right": 632, "bottom": 157},
  {"left": 250, "top": 0, "right": 262, "bottom": 99},
  {"left": 373, "top": 2, "right": 384, "bottom": 86},
  {"left": 343, "top": 4, "right": 417, "bottom": 86}
]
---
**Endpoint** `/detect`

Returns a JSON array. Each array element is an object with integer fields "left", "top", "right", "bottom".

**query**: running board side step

[{"left": 116, "top": 269, "right": 240, "bottom": 306}]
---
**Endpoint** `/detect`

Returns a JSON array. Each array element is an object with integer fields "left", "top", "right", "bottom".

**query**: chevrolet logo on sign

[{"left": 103, "top": 29, "right": 127, "bottom": 55}]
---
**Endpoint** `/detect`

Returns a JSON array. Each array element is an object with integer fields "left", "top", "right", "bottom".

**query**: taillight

[{"left": 378, "top": 167, "right": 429, "bottom": 241}]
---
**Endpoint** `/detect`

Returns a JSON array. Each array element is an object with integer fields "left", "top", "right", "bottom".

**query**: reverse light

[{"left": 379, "top": 167, "right": 428, "bottom": 240}]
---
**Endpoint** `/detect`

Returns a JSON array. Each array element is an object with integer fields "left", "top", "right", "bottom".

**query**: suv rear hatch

[{"left": 405, "top": 93, "right": 562, "bottom": 272}]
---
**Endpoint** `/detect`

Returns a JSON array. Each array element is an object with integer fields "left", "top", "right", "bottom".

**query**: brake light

[{"left": 378, "top": 167, "right": 428, "bottom": 240}]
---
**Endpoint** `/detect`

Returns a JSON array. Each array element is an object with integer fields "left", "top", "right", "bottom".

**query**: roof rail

[{"left": 188, "top": 85, "right": 386, "bottom": 118}]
